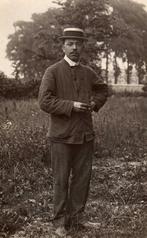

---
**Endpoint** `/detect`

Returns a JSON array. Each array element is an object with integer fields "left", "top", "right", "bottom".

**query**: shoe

[{"left": 54, "top": 226, "right": 68, "bottom": 237}]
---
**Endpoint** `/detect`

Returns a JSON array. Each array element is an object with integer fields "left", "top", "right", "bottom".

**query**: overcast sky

[{"left": 0, "top": 0, "right": 147, "bottom": 76}]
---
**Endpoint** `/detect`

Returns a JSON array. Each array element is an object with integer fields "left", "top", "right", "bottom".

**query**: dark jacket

[{"left": 39, "top": 59, "right": 108, "bottom": 144}]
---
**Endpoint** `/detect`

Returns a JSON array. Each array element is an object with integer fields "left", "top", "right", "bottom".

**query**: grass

[
  {"left": 0, "top": 97, "right": 146, "bottom": 238},
  {"left": 93, "top": 96, "right": 146, "bottom": 156}
]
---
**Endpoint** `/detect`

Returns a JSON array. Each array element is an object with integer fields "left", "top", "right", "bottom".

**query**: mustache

[{"left": 70, "top": 51, "right": 79, "bottom": 54}]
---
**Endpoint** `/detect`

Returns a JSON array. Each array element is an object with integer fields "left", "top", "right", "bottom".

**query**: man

[{"left": 39, "top": 28, "right": 108, "bottom": 236}]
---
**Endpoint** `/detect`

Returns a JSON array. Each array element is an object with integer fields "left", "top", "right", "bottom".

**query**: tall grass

[
  {"left": 93, "top": 96, "right": 146, "bottom": 158},
  {"left": 0, "top": 97, "right": 146, "bottom": 173},
  {"left": 0, "top": 97, "right": 146, "bottom": 236}
]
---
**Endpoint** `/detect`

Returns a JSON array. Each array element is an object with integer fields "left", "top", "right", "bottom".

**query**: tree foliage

[
  {"left": 6, "top": 0, "right": 147, "bottom": 83},
  {"left": 6, "top": 0, "right": 112, "bottom": 79},
  {"left": 7, "top": 9, "right": 62, "bottom": 80},
  {"left": 55, "top": 0, "right": 112, "bottom": 71},
  {"left": 110, "top": 0, "right": 147, "bottom": 83}
]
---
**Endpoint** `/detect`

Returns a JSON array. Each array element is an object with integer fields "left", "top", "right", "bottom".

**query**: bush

[
  {"left": 108, "top": 85, "right": 147, "bottom": 97},
  {"left": 0, "top": 78, "right": 40, "bottom": 99},
  {"left": 142, "top": 83, "right": 147, "bottom": 93}
]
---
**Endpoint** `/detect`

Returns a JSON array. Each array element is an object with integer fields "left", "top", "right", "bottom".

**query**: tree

[
  {"left": 6, "top": 0, "right": 147, "bottom": 83},
  {"left": 7, "top": 8, "right": 62, "bottom": 80},
  {"left": 6, "top": 0, "right": 111, "bottom": 80},
  {"left": 110, "top": 0, "right": 147, "bottom": 83},
  {"left": 55, "top": 0, "right": 112, "bottom": 61},
  {"left": 113, "top": 52, "right": 121, "bottom": 84}
]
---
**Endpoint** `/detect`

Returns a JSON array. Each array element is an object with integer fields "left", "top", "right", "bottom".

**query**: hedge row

[
  {"left": 0, "top": 78, "right": 40, "bottom": 99},
  {"left": 0, "top": 77, "right": 147, "bottom": 99}
]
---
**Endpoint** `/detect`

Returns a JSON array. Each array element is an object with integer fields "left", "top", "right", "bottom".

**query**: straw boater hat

[{"left": 59, "top": 27, "right": 88, "bottom": 41}]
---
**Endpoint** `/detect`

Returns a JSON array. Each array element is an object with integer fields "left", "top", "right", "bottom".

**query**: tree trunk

[
  {"left": 126, "top": 59, "right": 132, "bottom": 84},
  {"left": 114, "top": 55, "right": 117, "bottom": 84},
  {"left": 145, "top": 62, "right": 147, "bottom": 72},
  {"left": 105, "top": 47, "right": 109, "bottom": 84},
  {"left": 113, "top": 53, "right": 119, "bottom": 84},
  {"left": 137, "top": 65, "right": 145, "bottom": 84}
]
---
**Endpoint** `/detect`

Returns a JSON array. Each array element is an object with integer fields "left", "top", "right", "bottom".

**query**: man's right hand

[{"left": 73, "top": 101, "right": 91, "bottom": 112}]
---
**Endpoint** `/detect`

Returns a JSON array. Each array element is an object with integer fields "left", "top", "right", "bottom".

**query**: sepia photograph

[{"left": 0, "top": 0, "right": 147, "bottom": 237}]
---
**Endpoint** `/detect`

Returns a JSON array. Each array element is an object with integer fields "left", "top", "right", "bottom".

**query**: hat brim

[{"left": 59, "top": 36, "right": 88, "bottom": 41}]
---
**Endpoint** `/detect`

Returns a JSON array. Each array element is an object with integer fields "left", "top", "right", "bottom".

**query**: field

[{"left": 0, "top": 96, "right": 147, "bottom": 238}]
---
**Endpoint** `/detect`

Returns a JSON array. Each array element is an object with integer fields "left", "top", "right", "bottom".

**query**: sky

[{"left": 0, "top": 0, "right": 147, "bottom": 77}]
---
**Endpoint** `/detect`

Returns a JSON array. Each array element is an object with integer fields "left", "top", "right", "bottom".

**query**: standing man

[{"left": 39, "top": 28, "right": 108, "bottom": 236}]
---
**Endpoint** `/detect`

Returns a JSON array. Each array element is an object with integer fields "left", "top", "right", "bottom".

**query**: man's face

[{"left": 62, "top": 39, "right": 84, "bottom": 62}]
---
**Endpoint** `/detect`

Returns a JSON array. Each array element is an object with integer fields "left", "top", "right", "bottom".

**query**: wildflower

[{"left": 1, "top": 120, "right": 12, "bottom": 130}]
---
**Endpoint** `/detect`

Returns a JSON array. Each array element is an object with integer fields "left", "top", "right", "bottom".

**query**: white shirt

[{"left": 64, "top": 55, "right": 79, "bottom": 67}]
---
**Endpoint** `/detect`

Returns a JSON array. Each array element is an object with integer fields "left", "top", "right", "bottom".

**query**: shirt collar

[{"left": 64, "top": 55, "right": 79, "bottom": 67}]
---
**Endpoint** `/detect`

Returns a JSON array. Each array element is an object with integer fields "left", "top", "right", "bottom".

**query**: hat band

[{"left": 63, "top": 30, "right": 85, "bottom": 38}]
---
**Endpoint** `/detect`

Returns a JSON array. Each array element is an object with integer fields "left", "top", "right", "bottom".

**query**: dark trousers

[{"left": 51, "top": 141, "right": 93, "bottom": 225}]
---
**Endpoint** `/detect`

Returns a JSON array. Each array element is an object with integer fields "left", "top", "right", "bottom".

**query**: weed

[{"left": 0, "top": 97, "right": 146, "bottom": 237}]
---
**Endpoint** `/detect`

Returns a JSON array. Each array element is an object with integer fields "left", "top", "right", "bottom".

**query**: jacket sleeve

[
  {"left": 90, "top": 69, "right": 108, "bottom": 112},
  {"left": 38, "top": 67, "right": 73, "bottom": 117}
]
